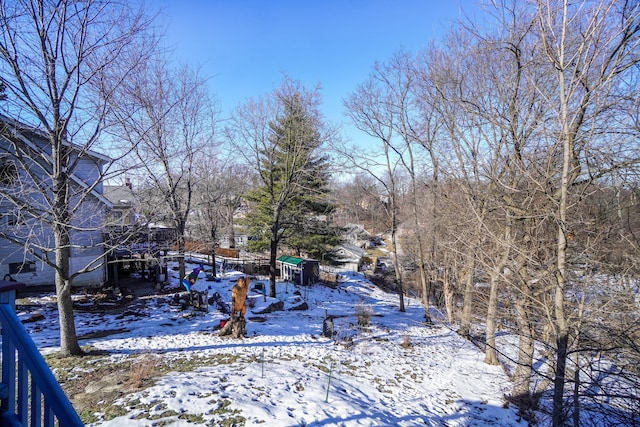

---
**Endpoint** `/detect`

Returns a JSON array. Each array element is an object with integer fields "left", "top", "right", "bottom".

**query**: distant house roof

[
  {"left": 104, "top": 184, "right": 135, "bottom": 207},
  {"left": 338, "top": 243, "right": 366, "bottom": 260},
  {"left": 277, "top": 255, "right": 305, "bottom": 266}
]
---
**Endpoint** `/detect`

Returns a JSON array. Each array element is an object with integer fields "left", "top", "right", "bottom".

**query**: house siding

[
  {"left": 0, "top": 116, "right": 109, "bottom": 287},
  {"left": 0, "top": 242, "right": 105, "bottom": 287}
]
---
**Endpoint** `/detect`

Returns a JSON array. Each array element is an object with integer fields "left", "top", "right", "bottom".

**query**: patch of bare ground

[{"left": 46, "top": 350, "right": 160, "bottom": 423}]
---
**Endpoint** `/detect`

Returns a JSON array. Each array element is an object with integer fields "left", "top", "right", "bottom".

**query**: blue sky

[{"left": 158, "top": 0, "right": 477, "bottom": 144}]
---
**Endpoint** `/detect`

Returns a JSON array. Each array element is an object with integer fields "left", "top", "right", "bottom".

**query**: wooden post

[{"left": 218, "top": 316, "right": 246, "bottom": 338}]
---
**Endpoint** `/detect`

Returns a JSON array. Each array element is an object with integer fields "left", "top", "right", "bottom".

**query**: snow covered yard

[{"left": 18, "top": 268, "right": 528, "bottom": 427}]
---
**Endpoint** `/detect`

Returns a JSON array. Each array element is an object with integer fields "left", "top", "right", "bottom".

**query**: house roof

[
  {"left": 0, "top": 113, "right": 111, "bottom": 163},
  {"left": 0, "top": 113, "right": 112, "bottom": 207},
  {"left": 341, "top": 243, "right": 365, "bottom": 256},
  {"left": 277, "top": 255, "right": 305, "bottom": 266},
  {"left": 104, "top": 184, "right": 136, "bottom": 207}
]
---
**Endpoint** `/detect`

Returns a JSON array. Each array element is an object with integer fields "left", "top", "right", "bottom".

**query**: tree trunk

[
  {"left": 513, "top": 280, "right": 535, "bottom": 401},
  {"left": 53, "top": 151, "right": 82, "bottom": 356},
  {"left": 483, "top": 271, "right": 500, "bottom": 365},
  {"left": 269, "top": 235, "right": 278, "bottom": 298},
  {"left": 552, "top": 144, "right": 571, "bottom": 423},
  {"left": 442, "top": 267, "right": 456, "bottom": 324},
  {"left": 485, "top": 226, "right": 511, "bottom": 365},
  {"left": 390, "top": 215, "right": 405, "bottom": 312},
  {"left": 403, "top": 119, "right": 431, "bottom": 323},
  {"left": 55, "top": 232, "right": 82, "bottom": 356},
  {"left": 176, "top": 220, "right": 187, "bottom": 282},
  {"left": 268, "top": 210, "right": 281, "bottom": 298},
  {"left": 458, "top": 257, "right": 475, "bottom": 337},
  {"left": 552, "top": 163, "right": 571, "bottom": 424},
  {"left": 572, "top": 350, "right": 580, "bottom": 427},
  {"left": 553, "top": 326, "right": 569, "bottom": 426},
  {"left": 210, "top": 228, "right": 217, "bottom": 276},
  {"left": 551, "top": 137, "right": 571, "bottom": 424},
  {"left": 228, "top": 213, "right": 236, "bottom": 249},
  {"left": 513, "top": 331, "right": 535, "bottom": 400},
  {"left": 410, "top": 184, "right": 431, "bottom": 323},
  {"left": 553, "top": 57, "right": 573, "bottom": 426}
]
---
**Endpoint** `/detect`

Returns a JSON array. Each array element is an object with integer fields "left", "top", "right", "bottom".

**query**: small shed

[{"left": 277, "top": 256, "right": 320, "bottom": 286}]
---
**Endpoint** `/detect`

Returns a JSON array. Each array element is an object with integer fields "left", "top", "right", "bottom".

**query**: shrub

[
  {"left": 355, "top": 302, "right": 373, "bottom": 328},
  {"left": 400, "top": 334, "right": 412, "bottom": 348}
]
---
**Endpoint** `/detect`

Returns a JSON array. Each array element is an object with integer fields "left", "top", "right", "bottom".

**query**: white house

[
  {"left": 335, "top": 243, "right": 366, "bottom": 272},
  {"left": 0, "top": 114, "right": 110, "bottom": 287}
]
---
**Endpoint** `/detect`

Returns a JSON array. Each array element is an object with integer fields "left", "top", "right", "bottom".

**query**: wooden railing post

[
  {"left": 0, "top": 279, "right": 23, "bottom": 418},
  {"left": 0, "top": 280, "right": 83, "bottom": 427}
]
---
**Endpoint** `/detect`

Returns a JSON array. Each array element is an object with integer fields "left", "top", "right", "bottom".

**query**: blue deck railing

[{"left": 0, "top": 280, "right": 83, "bottom": 427}]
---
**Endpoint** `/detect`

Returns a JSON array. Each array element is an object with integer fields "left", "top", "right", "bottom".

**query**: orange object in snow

[{"left": 231, "top": 276, "right": 249, "bottom": 318}]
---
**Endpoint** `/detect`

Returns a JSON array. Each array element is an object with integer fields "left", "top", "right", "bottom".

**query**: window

[
  {"left": 0, "top": 157, "right": 17, "bottom": 186},
  {"left": 7, "top": 214, "right": 18, "bottom": 226},
  {"left": 9, "top": 261, "right": 36, "bottom": 275},
  {"left": 111, "top": 210, "right": 123, "bottom": 224},
  {"left": 1, "top": 212, "right": 19, "bottom": 227}
]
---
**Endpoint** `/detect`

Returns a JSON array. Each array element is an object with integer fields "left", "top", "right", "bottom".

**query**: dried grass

[{"left": 126, "top": 353, "right": 158, "bottom": 390}]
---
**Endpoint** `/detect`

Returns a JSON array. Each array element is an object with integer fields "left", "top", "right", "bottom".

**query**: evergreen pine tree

[{"left": 242, "top": 90, "right": 341, "bottom": 296}]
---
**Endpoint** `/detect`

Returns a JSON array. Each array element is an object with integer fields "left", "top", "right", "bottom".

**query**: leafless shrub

[
  {"left": 400, "top": 335, "right": 412, "bottom": 348},
  {"left": 355, "top": 303, "right": 373, "bottom": 328}
]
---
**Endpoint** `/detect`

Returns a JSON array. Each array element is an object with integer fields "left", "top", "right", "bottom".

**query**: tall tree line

[{"left": 343, "top": 1, "right": 640, "bottom": 425}]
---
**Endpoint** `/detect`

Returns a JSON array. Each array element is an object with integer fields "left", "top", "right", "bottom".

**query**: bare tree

[
  {"left": 530, "top": 1, "right": 640, "bottom": 423},
  {"left": 0, "top": 0, "right": 157, "bottom": 356},
  {"left": 371, "top": 50, "right": 436, "bottom": 321},
  {"left": 343, "top": 73, "right": 407, "bottom": 312},
  {"left": 426, "top": 27, "right": 497, "bottom": 338},
  {"left": 190, "top": 155, "right": 254, "bottom": 270},
  {"left": 217, "top": 164, "right": 256, "bottom": 250},
  {"left": 110, "top": 58, "right": 217, "bottom": 282},
  {"left": 330, "top": 172, "right": 391, "bottom": 234}
]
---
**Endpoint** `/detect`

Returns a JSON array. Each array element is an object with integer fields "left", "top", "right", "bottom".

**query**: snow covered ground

[{"left": 19, "top": 264, "right": 529, "bottom": 427}]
